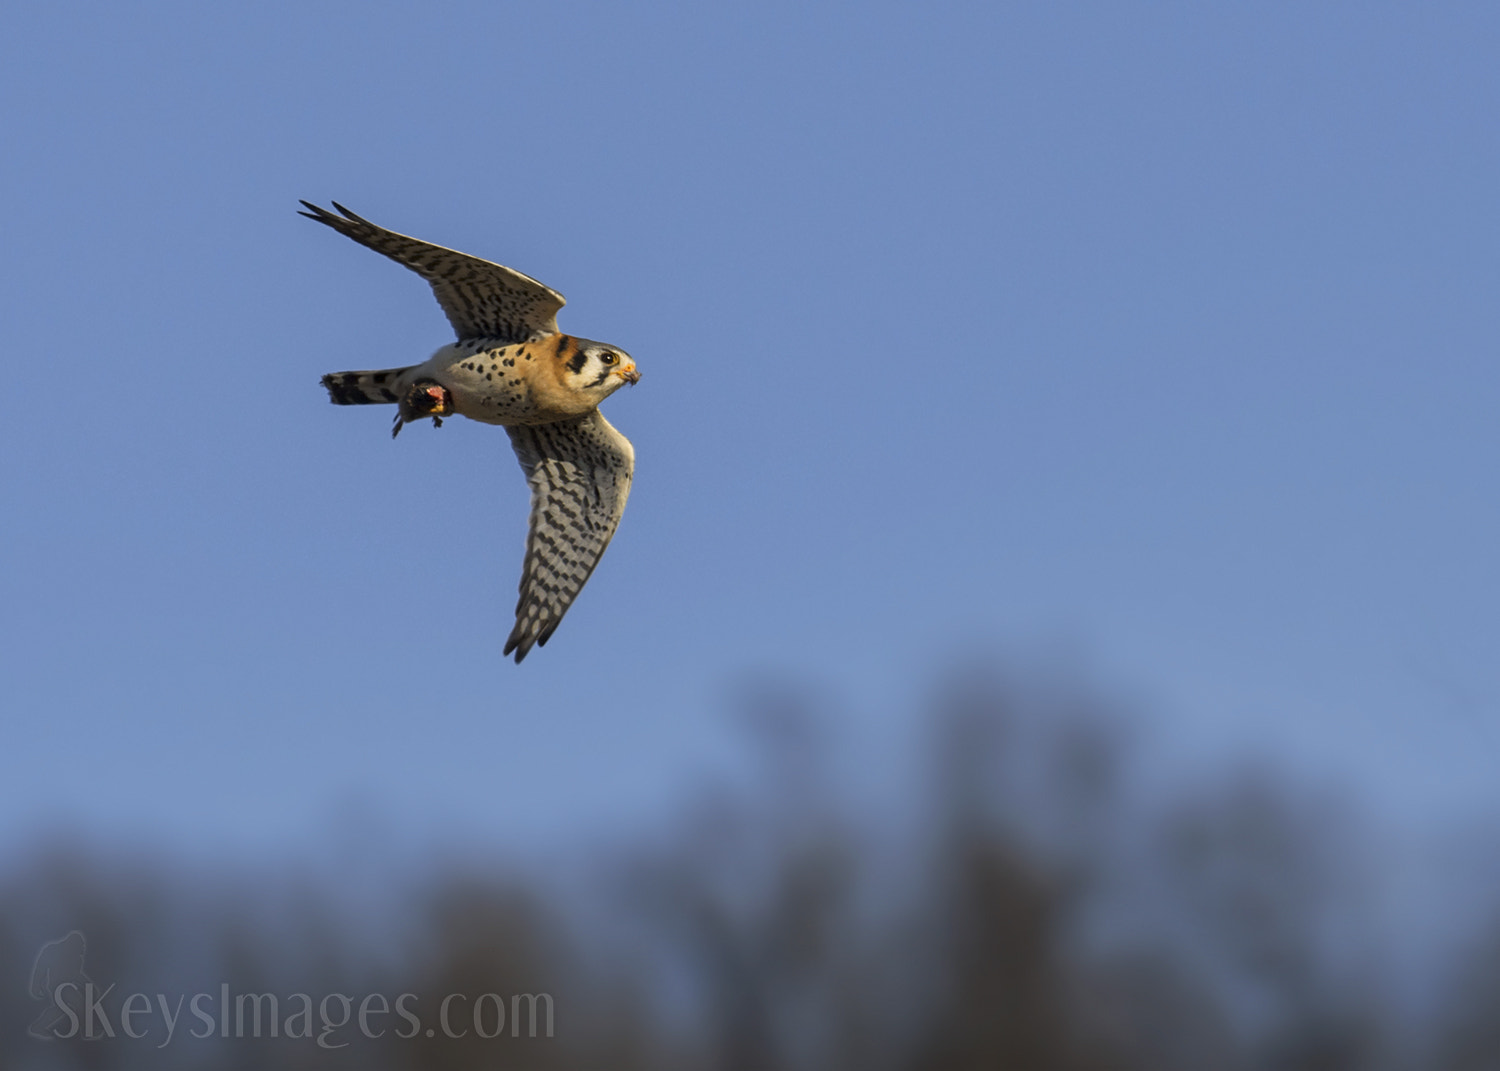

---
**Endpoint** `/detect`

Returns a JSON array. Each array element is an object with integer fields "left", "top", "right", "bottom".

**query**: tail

[{"left": 320, "top": 367, "right": 415, "bottom": 406}]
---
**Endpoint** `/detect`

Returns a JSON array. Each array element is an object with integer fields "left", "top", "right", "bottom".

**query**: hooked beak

[{"left": 616, "top": 366, "right": 641, "bottom": 385}]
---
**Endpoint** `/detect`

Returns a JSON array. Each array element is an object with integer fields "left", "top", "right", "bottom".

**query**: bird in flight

[{"left": 301, "top": 202, "right": 640, "bottom": 662}]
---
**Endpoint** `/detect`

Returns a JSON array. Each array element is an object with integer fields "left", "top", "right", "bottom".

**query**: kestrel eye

[{"left": 601, "top": 352, "right": 618, "bottom": 365}]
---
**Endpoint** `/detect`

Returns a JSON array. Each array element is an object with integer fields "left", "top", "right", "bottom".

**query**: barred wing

[
  {"left": 299, "top": 201, "right": 565, "bottom": 344},
  {"left": 504, "top": 411, "right": 634, "bottom": 662}
]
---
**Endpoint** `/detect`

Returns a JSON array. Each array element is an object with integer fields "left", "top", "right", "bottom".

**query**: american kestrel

[{"left": 301, "top": 202, "right": 640, "bottom": 662}]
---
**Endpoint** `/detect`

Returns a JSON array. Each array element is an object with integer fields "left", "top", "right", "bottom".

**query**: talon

[
  {"left": 395, "top": 379, "right": 454, "bottom": 435},
  {"left": 432, "top": 416, "right": 443, "bottom": 429}
]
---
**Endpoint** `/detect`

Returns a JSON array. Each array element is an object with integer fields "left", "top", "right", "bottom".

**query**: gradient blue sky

[{"left": 2, "top": 3, "right": 1497, "bottom": 864}]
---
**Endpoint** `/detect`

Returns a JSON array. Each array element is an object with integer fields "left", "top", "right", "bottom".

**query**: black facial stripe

[{"left": 566, "top": 341, "right": 588, "bottom": 376}]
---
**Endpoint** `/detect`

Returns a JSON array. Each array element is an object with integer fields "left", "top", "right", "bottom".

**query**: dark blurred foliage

[{"left": 0, "top": 668, "right": 1492, "bottom": 1070}]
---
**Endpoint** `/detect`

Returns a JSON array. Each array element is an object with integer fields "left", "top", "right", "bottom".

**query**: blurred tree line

[{"left": 2, "top": 667, "right": 1497, "bottom": 1070}]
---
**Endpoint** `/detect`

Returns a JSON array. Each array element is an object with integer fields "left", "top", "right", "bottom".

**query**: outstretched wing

[
  {"left": 299, "top": 201, "right": 565, "bottom": 344},
  {"left": 504, "top": 411, "right": 634, "bottom": 662}
]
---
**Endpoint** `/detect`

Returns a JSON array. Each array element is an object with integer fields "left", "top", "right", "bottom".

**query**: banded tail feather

[{"left": 321, "top": 367, "right": 414, "bottom": 406}]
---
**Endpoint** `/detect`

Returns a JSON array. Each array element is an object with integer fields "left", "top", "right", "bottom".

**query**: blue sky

[{"left": 2, "top": 3, "right": 1498, "bottom": 865}]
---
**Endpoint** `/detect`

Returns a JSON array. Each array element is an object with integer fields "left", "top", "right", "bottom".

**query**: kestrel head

[{"left": 560, "top": 340, "right": 641, "bottom": 406}]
